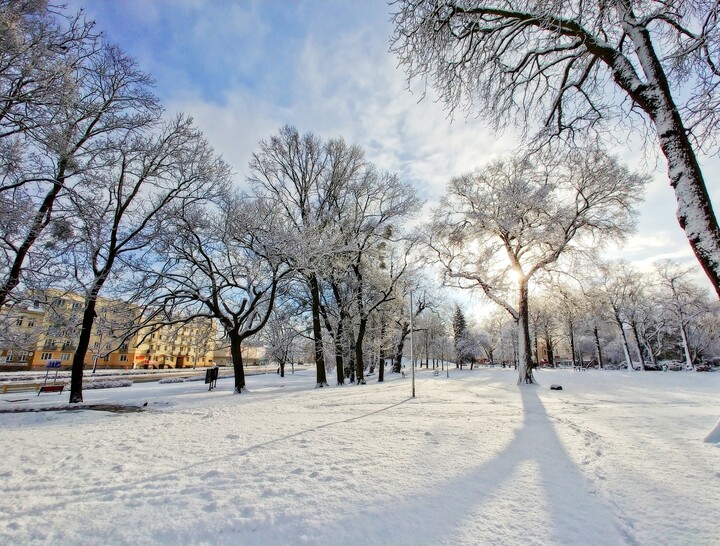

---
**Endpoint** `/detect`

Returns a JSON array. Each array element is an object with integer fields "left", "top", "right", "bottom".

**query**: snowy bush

[
  {"left": 158, "top": 377, "right": 186, "bottom": 384},
  {"left": 83, "top": 380, "right": 133, "bottom": 389},
  {"left": 158, "top": 375, "right": 206, "bottom": 384},
  {"left": 182, "top": 375, "right": 206, "bottom": 382}
]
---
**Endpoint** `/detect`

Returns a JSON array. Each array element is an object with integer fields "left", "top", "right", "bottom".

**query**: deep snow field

[{"left": 1, "top": 366, "right": 718, "bottom": 546}]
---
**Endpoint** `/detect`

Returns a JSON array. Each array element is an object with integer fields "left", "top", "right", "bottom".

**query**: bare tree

[
  {"left": 595, "top": 261, "right": 644, "bottom": 370},
  {"left": 657, "top": 261, "right": 715, "bottom": 368},
  {"left": 152, "top": 193, "right": 289, "bottom": 394},
  {"left": 263, "top": 305, "right": 304, "bottom": 378},
  {"left": 428, "top": 147, "right": 645, "bottom": 384},
  {"left": 0, "top": 17, "right": 159, "bottom": 309},
  {"left": 249, "top": 127, "right": 360, "bottom": 388},
  {"left": 391, "top": 0, "right": 720, "bottom": 298},
  {"left": 336, "top": 169, "right": 421, "bottom": 384},
  {"left": 64, "top": 115, "right": 228, "bottom": 402}
]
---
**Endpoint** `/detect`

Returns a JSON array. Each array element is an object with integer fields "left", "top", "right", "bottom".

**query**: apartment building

[
  {"left": 0, "top": 292, "right": 216, "bottom": 371},
  {"left": 133, "top": 320, "right": 216, "bottom": 369}
]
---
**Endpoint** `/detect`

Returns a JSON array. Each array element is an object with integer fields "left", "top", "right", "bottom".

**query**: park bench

[
  {"left": 1, "top": 383, "right": 39, "bottom": 394},
  {"left": 37, "top": 384, "right": 64, "bottom": 395}
]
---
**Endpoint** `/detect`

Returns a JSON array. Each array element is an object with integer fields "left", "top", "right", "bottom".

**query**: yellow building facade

[{"left": 0, "top": 292, "right": 216, "bottom": 371}]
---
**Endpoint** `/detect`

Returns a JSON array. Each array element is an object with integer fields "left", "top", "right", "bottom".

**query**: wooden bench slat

[{"left": 37, "top": 384, "right": 65, "bottom": 395}]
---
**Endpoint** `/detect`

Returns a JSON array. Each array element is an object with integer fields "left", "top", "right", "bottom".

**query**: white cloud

[{"left": 68, "top": 0, "right": 720, "bottom": 287}]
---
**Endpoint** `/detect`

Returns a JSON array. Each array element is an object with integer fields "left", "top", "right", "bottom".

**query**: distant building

[
  {"left": 0, "top": 291, "right": 217, "bottom": 371},
  {"left": 133, "top": 320, "right": 216, "bottom": 369},
  {"left": 212, "top": 344, "right": 266, "bottom": 367}
]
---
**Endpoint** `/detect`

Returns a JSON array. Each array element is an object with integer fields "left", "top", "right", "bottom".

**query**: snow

[{"left": 1, "top": 367, "right": 718, "bottom": 545}]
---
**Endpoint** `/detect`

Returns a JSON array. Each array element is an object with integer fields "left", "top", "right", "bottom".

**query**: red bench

[{"left": 37, "top": 384, "right": 64, "bottom": 395}]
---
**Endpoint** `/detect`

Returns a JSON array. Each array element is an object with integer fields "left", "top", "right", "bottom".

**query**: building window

[
  {"left": 6, "top": 350, "right": 13, "bottom": 362},
  {"left": 61, "top": 353, "right": 71, "bottom": 361},
  {"left": 119, "top": 354, "right": 127, "bottom": 362},
  {"left": 15, "top": 317, "right": 23, "bottom": 326},
  {"left": 27, "top": 319, "right": 35, "bottom": 327},
  {"left": 41, "top": 352, "right": 52, "bottom": 360},
  {"left": 18, "top": 351, "right": 26, "bottom": 362}
]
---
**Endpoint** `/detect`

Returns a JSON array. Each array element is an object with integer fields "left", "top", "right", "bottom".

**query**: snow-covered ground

[{"left": 1, "top": 366, "right": 718, "bottom": 546}]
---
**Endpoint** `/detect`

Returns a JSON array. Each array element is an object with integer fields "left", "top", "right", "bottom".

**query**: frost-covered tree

[
  {"left": 263, "top": 304, "right": 304, "bottom": 378},
  {"left": 391, "top": 0, "right": 720, "bottom": 298},
  {"left": 341, "top": 171, "right": 421, "bottom": 384},
  {"left": 151, "top": 194, "right": 288, "bottom": 394},
  {"left": 0, "top": 6, "right": 159, "bottom": 309},
  {"left": 429, "top": 147, "right": 646, "bottom": 384},
  {"left": 594, "top": 261, "right": 645, "bottom": 370},
  {"left": 657, "top": 261, "right": 716, "bottom": 368},
  {"left": 64, "top": 116, "right": 229, "bottom": 402},
  {"left": 249, "top": 127, "right": 366, "bottom": 388}
]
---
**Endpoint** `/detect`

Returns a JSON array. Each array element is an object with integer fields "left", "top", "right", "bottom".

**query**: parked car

[
  {"left": 666, "top": 362, "right": 683, "bottom": 371},
  {"left": 696, "top": 364, "right": 711, "bottom": 372}
]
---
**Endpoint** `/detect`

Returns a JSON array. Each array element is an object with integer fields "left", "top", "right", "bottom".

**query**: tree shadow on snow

[{"left": 326, "top": 387, "right": 634, "bottom": 546}]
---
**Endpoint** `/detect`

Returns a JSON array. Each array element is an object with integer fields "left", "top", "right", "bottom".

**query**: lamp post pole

[{"left": 410, "top": 290, "right": 415, "bottom": 398}]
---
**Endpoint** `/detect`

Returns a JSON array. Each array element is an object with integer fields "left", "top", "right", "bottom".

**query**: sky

[{"left": 66, "top": 0, "right": 720, "bottom": 293}]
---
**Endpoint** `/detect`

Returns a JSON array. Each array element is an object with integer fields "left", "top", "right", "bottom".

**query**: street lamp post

[{"left": 410, "top": 290, "right": 415, "bottom": 398}]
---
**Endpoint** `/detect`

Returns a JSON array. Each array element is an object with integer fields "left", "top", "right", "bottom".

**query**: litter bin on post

[{"left": 205, "top": 366, "right": 219, "bottom": 390}]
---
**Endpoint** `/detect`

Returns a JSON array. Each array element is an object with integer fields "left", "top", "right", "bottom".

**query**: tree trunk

[
  {"left": 613, "top": 2, "right": 720, "bottom": 298},
  {"left": 68, "top": 294, "right": 97, "bottom": 403},
  {"left": 679, "top": 322, "right": 693, "bottom": 369},
  {"left": 630, "top": 320, "right": 646, "bottom": 370},
  {"left": 0, "top": 162, "right": 67, "bottom": 309},
  {"left": 517, "top": 279, "right": 534, "bottom": 384},
  {"left": 354, "top": 317, "right": 367, "bottom": 384},
  {"left": 593, "top": 325, "right": 604, "bottom": 368},
  {"left": 613, "top": 309, "right": 634, "bottom": 370},
  {"left": 309, "top": 273, "right": 328, "bottom": 387},
  {"left": 378, "top": 318, "right": 386, "bottom": 383},
  {"left": 327, "top": 282, "right": 347, "bottom": 385},
  {"left": 568, "top": 319, "right": 577, "bottom": 369},
  {"left": 230, "top": 331, "right": 246, "bottom": 393},
  {"left": 347, "top": 333, "right": 356, "bottom": 383},
  {"left": 656, "top": 100, "right": 720, "bottom": 301},
  {"left": 333, "top": 338, "right": 345, "bottom": 385},
  {"left": 545, "top": 331, "right": 555, "bottom": 368},
  {"left": 392, "top": 321, "right": 409, "bottom": 373},
  {"left": 643, "top": 339, "right": 657, "bottom": 368}
]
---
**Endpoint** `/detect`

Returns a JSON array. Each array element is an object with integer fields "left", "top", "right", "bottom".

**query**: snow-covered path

[{"left": 1, "top": 367, "right": 718, "bottom": 545}]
